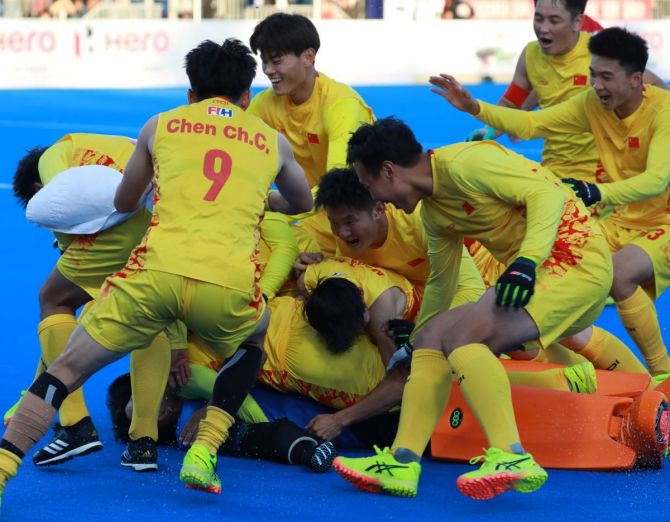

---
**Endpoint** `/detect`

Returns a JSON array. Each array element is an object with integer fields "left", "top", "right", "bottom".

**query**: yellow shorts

[
  {"left": 525, "top": 231, "right": 613, "bottom": 350},
  {"left": 464, "top": 239, "right": 506, "bottom": 289},
  {"left": 82, "top": 268, "right": 265, "bottom": 358},
  {"left": 56, "top": 209, "right": 151, "bottom": 299},
  {"left": 599, "top": 219, "right": 670, "bottom": 299}
]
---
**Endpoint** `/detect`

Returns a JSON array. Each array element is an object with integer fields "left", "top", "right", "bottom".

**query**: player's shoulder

[{"left": 316, "top": 72, "right": 367, "bottom": 105}]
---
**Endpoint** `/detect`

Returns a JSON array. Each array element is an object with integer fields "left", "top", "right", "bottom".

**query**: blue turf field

[{"left": 0, "top": 85, "right": 669, "bottom": 520}]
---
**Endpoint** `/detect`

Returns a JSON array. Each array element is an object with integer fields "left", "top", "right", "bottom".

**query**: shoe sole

[
  {"left": 310, "top": 442, "right": 336, "bottom": 473},
  {"left": 457, "top": 471, "right": 547, "bottom": 500},
  {"left": 121, "top": 461, "right": 158, "bottom": 472},
  {"left": 180, "top": 467, "right": 221, "bottom": 495},
  {"left": 333, "top": 458, "right": 417, "bottom": 497},
  {"left": 33, "top": 441, "right": 103, "bottom": 467}
]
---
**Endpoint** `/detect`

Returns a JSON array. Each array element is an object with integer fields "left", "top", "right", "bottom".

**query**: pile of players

[{"left": 2, "top": 0, "right": 670, "bottom": 507}]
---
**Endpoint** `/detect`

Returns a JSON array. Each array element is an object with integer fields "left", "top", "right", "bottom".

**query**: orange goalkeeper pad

[
  {"left": 431, "top": 383, "right": 640, "bottom": 470},
  {"left": 501, "top": 359, "right": 651, "bottom": 398}
]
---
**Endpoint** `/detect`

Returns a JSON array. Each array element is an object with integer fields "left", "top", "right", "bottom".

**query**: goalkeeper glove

[
  {"left": 562, "top": 178, "right": 601, "bottom": 207},
  {"left": 495, "top": 257, "right": 536, "bottom": 307}
]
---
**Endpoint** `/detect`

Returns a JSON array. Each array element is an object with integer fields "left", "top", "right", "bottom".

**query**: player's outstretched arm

[
  {"left": 115, "top": 116, "right": 157, "bottom": 212},
  {"left": 269, "top": 134, "right": 313, "bottom": 215},
  {"left": 429, "top": 74, "right": 481, "bottom": 115}
]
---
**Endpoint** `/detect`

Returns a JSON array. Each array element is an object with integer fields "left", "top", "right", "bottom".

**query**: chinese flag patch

[
  {"left": 462, "top": 201, "right": 474, "bottom": 215},
  {"left": 628, "top": 137, "right": 640, "bottom": 148},
  {"left": 573, "top": 74, "right": 588, "bottom": 86},
  {"left": 307, "top": 133, "right": 320, "bottom": 144}
]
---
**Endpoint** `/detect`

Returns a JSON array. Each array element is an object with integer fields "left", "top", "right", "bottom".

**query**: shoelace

[{"left": 468, "top": 447, "right": 504, "bottom": 465}]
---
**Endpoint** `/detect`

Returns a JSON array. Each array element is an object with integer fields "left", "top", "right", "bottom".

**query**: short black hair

[
  {"left": 304, "top": 277, "right": 366, "bottom": 355},
  {"left": 315, "top": 167, "right": 376, "bottom": 213},
  {"left": 13, "top": 146, "right": 47, "bottom": 208},
  {"left": 533, "top": 0, "right": 587, "bottom": 18},
  {"left": 185, "top": 38, "right": 257, "bottom": 103},
  {"left": 106, "top": 373, "right": 178, "bottom": 446},
  {"left": 347, "top": 117, "right": 423, "bottom": 178},
  {"left": 250, "top": 13, "right": 320, "bottom": 58},
  {"left": 588, "top": 27, "right": 648, "bottom": 74}
]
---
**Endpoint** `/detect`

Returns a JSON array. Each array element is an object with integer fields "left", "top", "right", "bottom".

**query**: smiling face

[
  {"left": 326, "top": 203, "right": 385, "bottom": 252},
  {"left": 261, "top": 50, "right": 315, "bottom": 103},
  {"left": 590, "top": 55, "right": 643, "bottom": 114},
  {"left": 352, "top": 161, "right": 420, "bottom": 214},
  {"left": 533, "top": 0, "right": 582, "bottom": 56}
]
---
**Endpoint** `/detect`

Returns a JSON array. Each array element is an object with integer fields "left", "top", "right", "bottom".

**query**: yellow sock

[
  {"left": 616, "top": 287, "right": 670, "bottom": 375},
  {"left": 194, "top": 406, "right": 235, "bottom": 455},
  {"left": 448, "top": 344, "right": 521, "bottom": 452},
  {"left": 507, "top": 368, "right": 568, "bottom": 392},
  {"left": 0, "top": 449, "right": 22, "bottom": 491},
  {"left": 533, "top": 343, "right": 588, "bottom": 366},
  {"left": 128, "top": 333, "right": 171, "bottom": 441},
  {"left": 391, "top": 349, "right": 451, "bottom": 457},
  {"left": 577, "top": 326, "right": 648, "bottom": 374},
  {"left": 38, "top": 315, "right": 89, "bottom": 426}
]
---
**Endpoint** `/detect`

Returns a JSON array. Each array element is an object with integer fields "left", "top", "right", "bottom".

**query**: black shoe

[
  {"left": 121, "top": 437, "right": 158, "bottom": 472},
  {"left": 310, "top": 441, "right": 336, "bottom": 473},
  {"left": 32, "top": 416, "right": 103, "bottom": 467}
]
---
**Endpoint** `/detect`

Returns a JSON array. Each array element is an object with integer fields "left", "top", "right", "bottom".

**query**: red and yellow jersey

[
  {"left": 525, "top": 32, "right": 599, "bottom": 180},
  {"left": 38, "top": 133, "right": 135, "bottom": 185},
  {"left": 37, "top": 133, "right": 139, "bottom": 252},
  {"left": 417, "top": 142, "right": 598, "bottom": 330},
  {"left": 259, "top": 296, "right": 386, "bottom": 410},
  {"left": 248, "top": 72, "right": 374, "bottom": 188},
  {"left": 336, "top": 205, "right": 430, "bottom": 288},
  {"left": 478, "top": 86, "right": 670, "bottom": 228},
  {"left": 132, "top": 97, "right": 279, "bottom": 293},
  {"left": 303, "top": 256, "right": 418, "bottom": 320}
]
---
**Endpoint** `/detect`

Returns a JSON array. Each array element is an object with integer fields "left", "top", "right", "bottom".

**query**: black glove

[
  {"left": 495, "top": 257, "right": 536, "bottom": 307},
  {"left": 387, "top": 319, "right": 415, "bottom": 347},
  {"left": 562, "top": 178, "right": 601, "bottom": 207}
]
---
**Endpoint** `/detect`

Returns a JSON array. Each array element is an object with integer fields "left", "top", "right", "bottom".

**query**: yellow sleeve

[
  {"left": 323, "top": 98, "right": 374, "bottom": 171},
  {"left": 413, "top": 217, "right": 463, "bottom": 335},
  {"left": 451, "top": 247, "right": 486, "bottom": 309},
  {"left": 259, "top": 212, "right": 299, "bottom": 300},
  {"left": 598, "top": 110, "right": 670, "bottom": 206},
  {"left": 477, "top": 91, "right": 591, "bottom": 140},
  {"left": 38, "top": 138, "right": 73, "bottom": 184},
  {"left": 458, "top": 150, "right": 567, "bottom": 265}
]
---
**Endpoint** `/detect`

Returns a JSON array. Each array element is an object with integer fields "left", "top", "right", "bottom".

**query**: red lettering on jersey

[
  {"left": 573, "top": 74, "right": 588, "bottom": 86},
  {"left": 462, "top": 201, "right": 474, "bottom": 215},
  {"left": 628, "top": 137, "right": 640, "bottom": 148},
  {"left": 407, "top": 257, "right": 426, "bottom": 267},
  {"left": 307, "top": 133, "right": 320, "bottom": 144}
]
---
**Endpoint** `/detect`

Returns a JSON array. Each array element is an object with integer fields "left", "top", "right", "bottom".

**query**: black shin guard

[
  {"left": 237, "top": 418, "right": 317, "bottom": 465},
  {"left": 28, "top": 372, "right": 69, "bottom": 410},
  {"left": 210, "top": 344, "right": 264, "bottom": 414}
]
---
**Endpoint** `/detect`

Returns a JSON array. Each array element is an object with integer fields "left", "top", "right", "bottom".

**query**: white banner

[{"left": 0, "top": 19, "right": 668, "bottom": 88}]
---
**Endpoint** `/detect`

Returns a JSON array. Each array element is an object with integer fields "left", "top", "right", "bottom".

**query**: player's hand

[
  {"left": 562, "top": 178, "right": 602, "bottom": 207},
  {"left": 307, "top": 413, "right": 344, "bottom": 441},
  {"left": 465, "top": 126, "right": 496, "bottom": 142},
  {"left": 293, "top": 252, "right": 323, "bottom": 276},
  {"left": 429, "top": 73, "right": 480, "bottom": 115},
  {"left": 179, "top": 407, "right": 207, "bottom": 446},
  {"left": 169, "top": 349, "right": 191, "bottom": 390},
  {"left": 495, "top": 257, "right": 536, "bottom": 307}
]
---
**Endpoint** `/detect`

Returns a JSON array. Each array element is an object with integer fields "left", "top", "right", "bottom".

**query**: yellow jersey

[
  {"left": 248, "top": 72, "right": 374, "bottom": 188},
  {"left": 259, "top": 296, "right": 387, "bottom": 409},
  {"left": 478, "top": 86, "right": 670, "bottom": 228},
  {"left": 132, "top": 97, "right": 280, "bottom": 294},
  {"left": 417, "top": 143, "right": 598, "bottom": 330},
  {"left": 37, "top": 133, "right": 140, "bottom": 252},
  {"left": 525, "top": 32, "right": 599, "bottom": 180},
  {"left": 303, "top": 256, "right": 419, "bottom": 320},
  {"left": 256, "top": 211, "right": 298, "bottom": 300}
]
